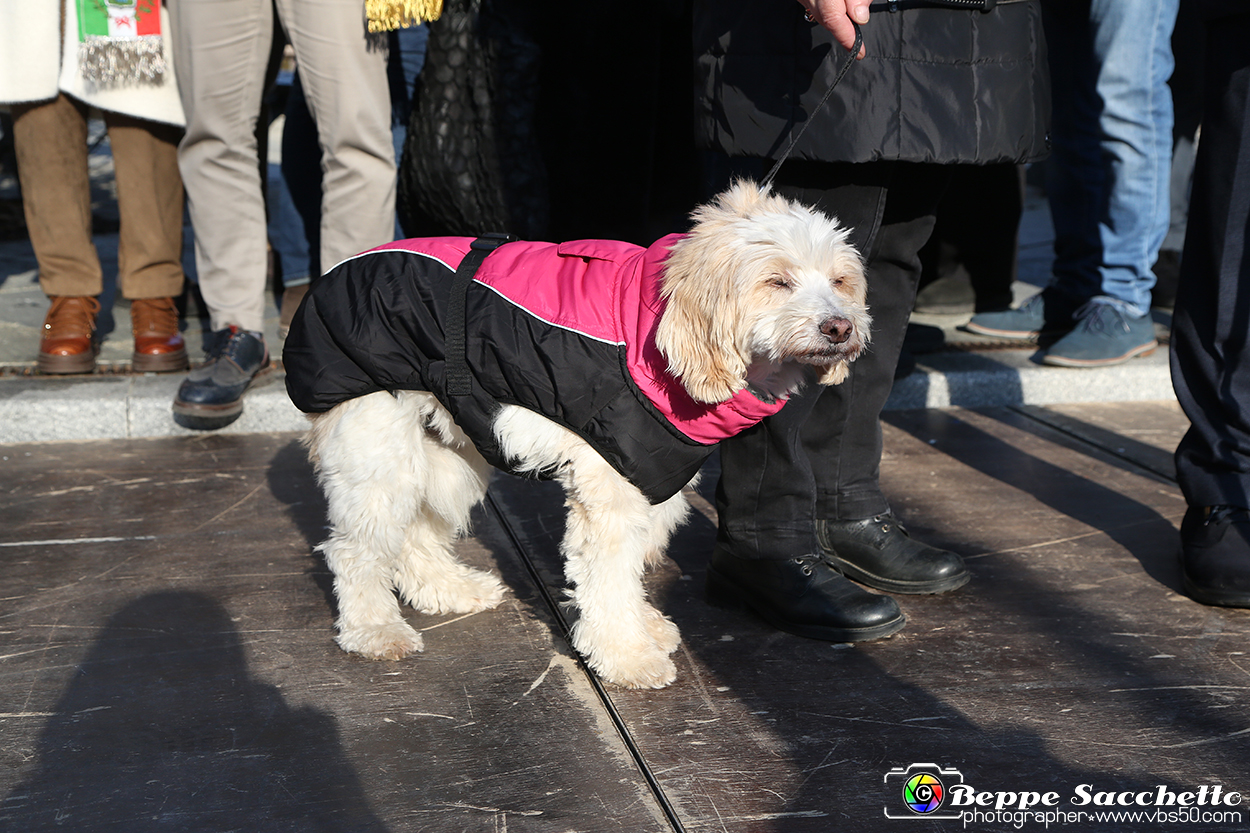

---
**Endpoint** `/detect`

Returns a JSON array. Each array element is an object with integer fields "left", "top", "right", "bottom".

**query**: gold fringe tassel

[{"left": 365, "top": 0, "right": 443, "bottom": 32}]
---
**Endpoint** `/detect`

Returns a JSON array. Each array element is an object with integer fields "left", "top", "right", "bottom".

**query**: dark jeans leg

[
  {"left": 923, "top": 164, "right": 1023, "bottom": 312},
  {"left": 280, "top": 73, "right": 322, "bottom": 281},
  {"left": 1172, "top": 17, "right": 1250, "bottom": 510},
  {"left": 1042, "top": 0, "right": 1106, "bottom": 305},
  {"left": 715, "top": 161, "right": 951, "bottom": 559}
]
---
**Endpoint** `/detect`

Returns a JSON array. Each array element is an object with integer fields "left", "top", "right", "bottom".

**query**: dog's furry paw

[
  {"left": 643, "top": 606, "right": 681, "bottom": 655},
  {"left": 572, "top": 622, "right": 678, "bottom": 689},
  {"left": 400, "top": 567, "right": 507, "bottom": 616},
  {"left": 336, "top": 621, "right": 425, "bottom": 660},
  {"left": 597, "top": 649, "right": 679, "bottom": 690}
]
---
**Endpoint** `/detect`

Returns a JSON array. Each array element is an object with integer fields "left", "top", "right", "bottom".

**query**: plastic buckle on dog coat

[{"left": 471, "top": 232, "right": 514, "bottom": 251}]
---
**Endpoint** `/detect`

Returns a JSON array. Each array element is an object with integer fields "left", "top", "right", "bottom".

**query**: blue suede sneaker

[
  {"left": 1041, "top": 300, "right": 1157, "bottom": 367},
  {"left": 963, "top": 288, "right": 1081, "bottom": 340},
  {"left": 172, "top": 326, "right": 271, "bottom": 430}
]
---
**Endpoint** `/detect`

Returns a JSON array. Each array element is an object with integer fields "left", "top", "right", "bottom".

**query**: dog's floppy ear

[
  {"left": 656, "top": 285, "right": 749, "bottom": 404},
  {"left": 656, "top": 180, "right": 792, "bottom": 403},
  {"left": 656, "top": 224, "right": 752, "bottom": 404}
]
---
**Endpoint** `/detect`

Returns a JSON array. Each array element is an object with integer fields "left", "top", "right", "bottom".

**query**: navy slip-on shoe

[{"left": 172, "top": 326, "right": 271, "bottom": 430}]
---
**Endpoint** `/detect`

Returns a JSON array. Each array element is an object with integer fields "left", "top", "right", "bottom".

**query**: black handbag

[{"left": 397, "top": 0, "right": 548, "bottom": 239}]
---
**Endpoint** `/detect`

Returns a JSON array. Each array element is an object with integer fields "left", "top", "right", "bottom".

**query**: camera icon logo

[{"left": 883, "top": 763, "right": 966, "bottom": 820}]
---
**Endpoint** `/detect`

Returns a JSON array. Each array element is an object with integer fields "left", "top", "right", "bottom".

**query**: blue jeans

[{"left": 1044, "top": 0, "right": 1178, "bottom": 315}]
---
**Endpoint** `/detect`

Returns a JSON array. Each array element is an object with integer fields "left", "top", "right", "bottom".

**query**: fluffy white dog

[{"left": 286, "top": 180, "right": 869, "bottom": 689}]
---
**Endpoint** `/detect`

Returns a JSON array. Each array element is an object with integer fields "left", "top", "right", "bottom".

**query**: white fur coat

[{"left": 0, "top": 0, "right": 184, "bottom": 126}]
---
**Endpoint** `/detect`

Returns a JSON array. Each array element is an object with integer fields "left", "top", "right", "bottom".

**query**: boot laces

[
  {"left": 1206, "top": 505, "right": 1250, "bottom": 526},
  {"left": 132, "top": 297, "right": 178, "bottom": 336},
  {"left": 44, "top": 296, "right": 100, "bottom": 339},
  {"left": 1072, "top": 301, "right": 1131, "bottom": 335},
  {"left": 872, "top": 513, "right": 910, "bottom": 536},
  {"left": 791, "top": 554, "right": 827, "bottom": 576},
  {"left": 205, "top": 326, "right": 244, "bottom": 361}
]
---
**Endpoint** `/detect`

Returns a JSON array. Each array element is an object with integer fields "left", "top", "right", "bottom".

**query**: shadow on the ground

[{"left": 0, "top": 592, "right": 389, "bottom": 832}]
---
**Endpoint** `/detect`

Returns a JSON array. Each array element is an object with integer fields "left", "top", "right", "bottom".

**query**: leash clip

[{"left": 471, "top": 232, "right": 515, "bottom": 251}]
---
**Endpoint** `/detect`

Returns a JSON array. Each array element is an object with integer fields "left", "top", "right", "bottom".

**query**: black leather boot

[
  {"left": 817, "top": 513, "right": 969, "bottom": 594},
  {"left": 1181, "top": 505, "right": 1250, "bottom": 608},
  {"left": 707, "top": 546, "right": 905, "bottom": 642}
]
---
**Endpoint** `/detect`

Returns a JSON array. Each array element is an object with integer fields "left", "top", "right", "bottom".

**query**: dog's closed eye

[
  {"left": 832, "top": 276, "right": 846, "bottom": 288},
  {"left": 768, "top": 274, "right": 794, "bottom": 290}
]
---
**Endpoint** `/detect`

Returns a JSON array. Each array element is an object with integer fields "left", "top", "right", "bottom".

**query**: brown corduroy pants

[{"left": 11, "top": 92, "right": 185, "bottom": 300}]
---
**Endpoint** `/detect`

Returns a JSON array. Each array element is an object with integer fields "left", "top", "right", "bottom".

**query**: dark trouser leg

[
  {"left": 1172, "top": 17, "right": 1250, "bottom": 510},
  {"left": 917, "top": 164, "right": 1022, "bottom": 313},
  {"left": 715, "top": 161, "right": 951, "bottom": 558},
  {"left": 1041, "top": 1, "right": 1105, "bottom": 306},
  {"left": 948, "top": 164, "right": 1023, "bottom": 312},
  {"left": 1170, "top": 15, "right": 1250, "bottom": 607}
]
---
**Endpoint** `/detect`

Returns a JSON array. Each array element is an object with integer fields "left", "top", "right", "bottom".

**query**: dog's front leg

[
  {"left": 637, "top": 486, "right": 694, "bottom": 655},
  {"left": 558, "top": 451, "right": 682, "bottom": 689}
]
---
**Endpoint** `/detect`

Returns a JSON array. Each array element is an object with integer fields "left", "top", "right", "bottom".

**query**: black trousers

[
  {"left": 715, "top": 161, "right": 953, "bottom": 559},
  {"left": 1171, "top": 14, "right": 1250, "bottom": 510}
]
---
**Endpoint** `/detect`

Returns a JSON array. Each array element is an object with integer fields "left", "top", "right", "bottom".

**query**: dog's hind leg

[
  {"left": 306, "top": 392, "right": 437, "bottom": 661},
  {"left": 391, "top": 436, "right": 506, "bottom": 616}
]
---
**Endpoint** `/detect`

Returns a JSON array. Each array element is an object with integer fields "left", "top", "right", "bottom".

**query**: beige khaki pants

[{"left": 169, "top": 0, "right": 396, "bottom": 332}]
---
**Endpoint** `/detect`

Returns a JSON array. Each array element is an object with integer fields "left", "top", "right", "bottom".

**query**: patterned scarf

[{"left": 76, "top": 0, "right": 166, "bottom": 85}]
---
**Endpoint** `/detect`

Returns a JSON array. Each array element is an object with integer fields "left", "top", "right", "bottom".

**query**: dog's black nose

[{"left": 820, "top": 317, "right": 852, "bottom": 344}]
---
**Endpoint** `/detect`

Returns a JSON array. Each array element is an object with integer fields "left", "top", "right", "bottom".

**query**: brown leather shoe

[
  {"left": 131, "top": 296, "right": 189, "bottom": 372},
  {"left": 38, "top": 296, "right": 100, "bottom": 374}
]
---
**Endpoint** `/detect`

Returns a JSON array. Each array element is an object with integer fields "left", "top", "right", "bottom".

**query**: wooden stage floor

[{"left": 2, "top": 402, "right": 1248, "bottom": 832}]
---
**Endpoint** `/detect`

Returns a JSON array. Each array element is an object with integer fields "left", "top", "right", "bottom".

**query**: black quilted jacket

[{"left": 693, "top": 0, "right": 1051, "bottom": 165}]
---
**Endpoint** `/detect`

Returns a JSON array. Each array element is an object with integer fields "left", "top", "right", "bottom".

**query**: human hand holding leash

[{"left": 797, "top": 0, "right": 870, "bottom": 58}]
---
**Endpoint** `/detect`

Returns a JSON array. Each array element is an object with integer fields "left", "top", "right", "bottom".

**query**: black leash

[{"left": 761, "top": 21, "right": 863, "bottom": 190}]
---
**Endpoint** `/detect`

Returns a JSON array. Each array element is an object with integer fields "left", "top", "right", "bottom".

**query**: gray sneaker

[{"left": 1041, "top": 300, "right": 1157, "bottom": 367}]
